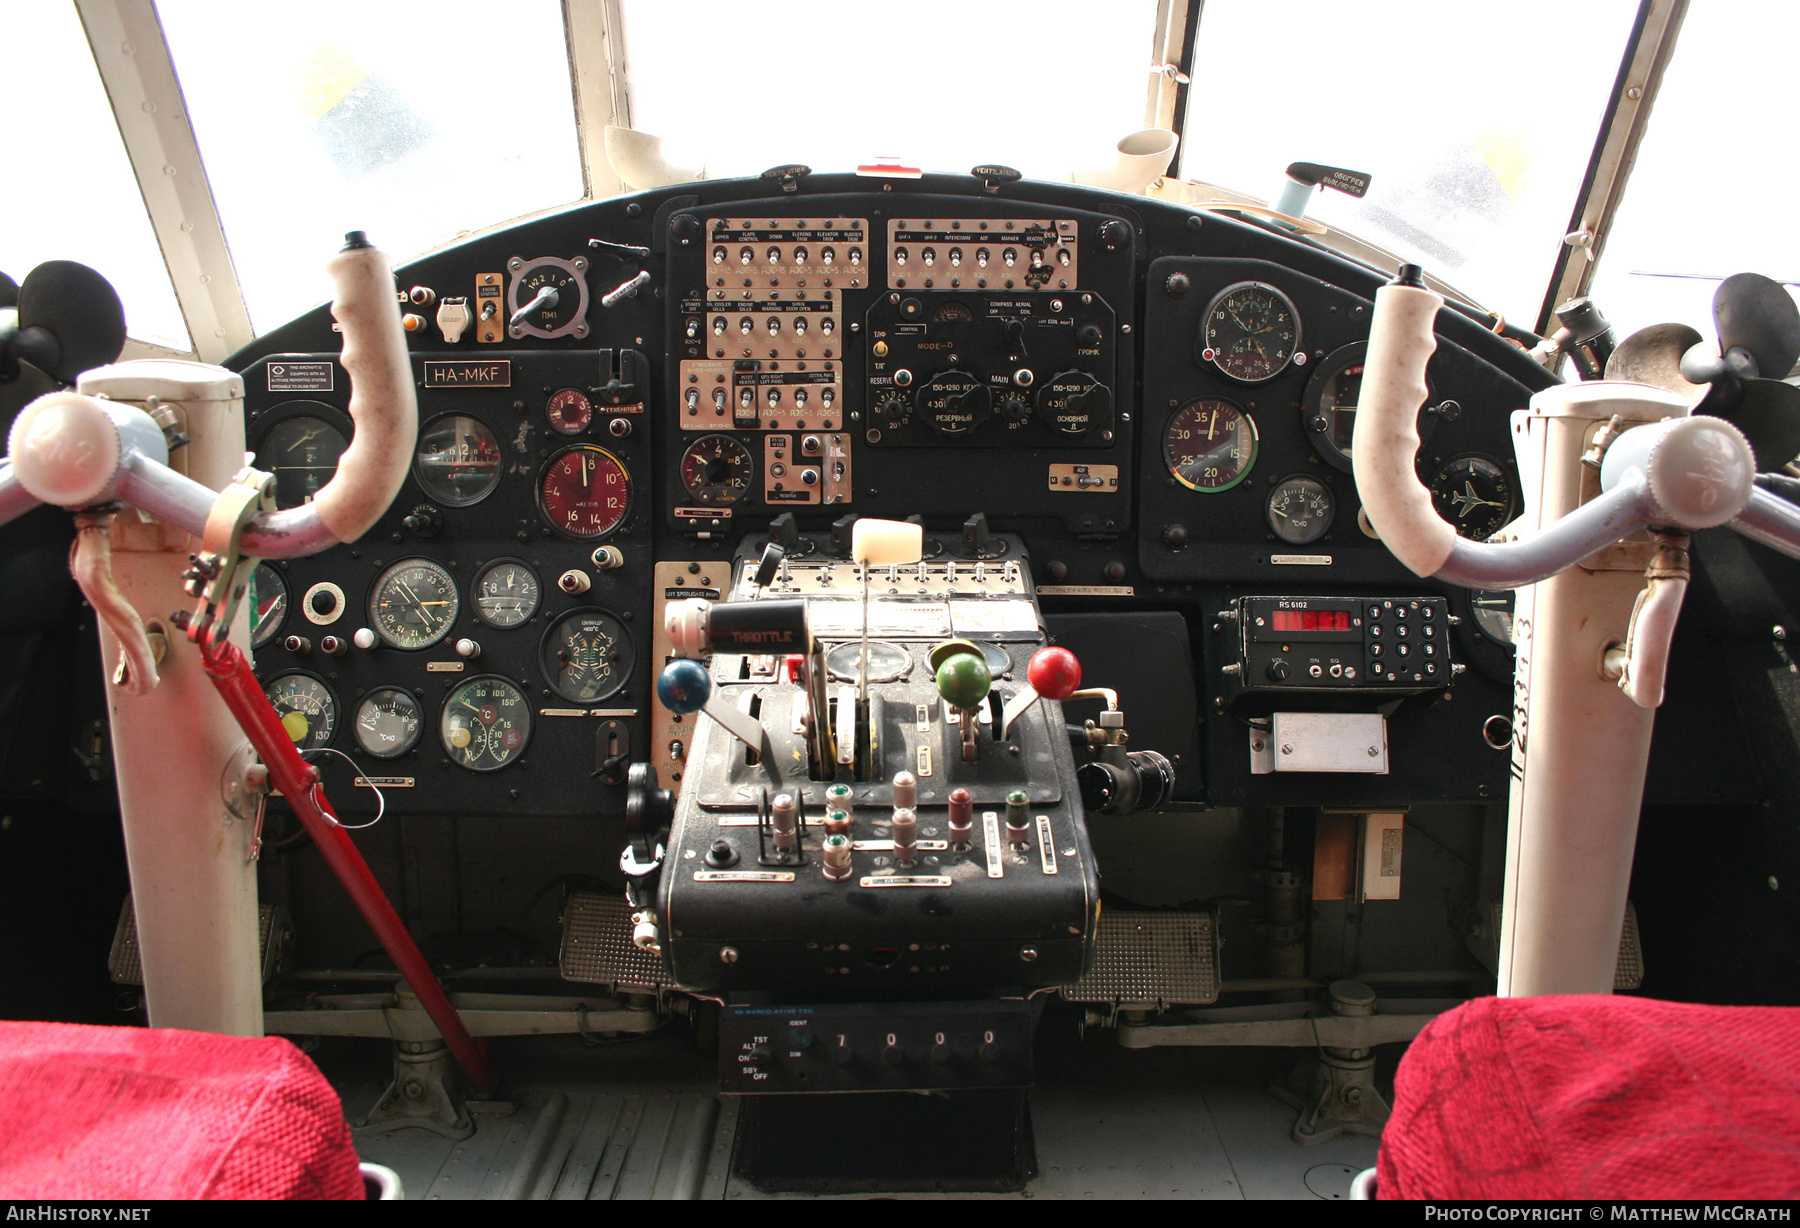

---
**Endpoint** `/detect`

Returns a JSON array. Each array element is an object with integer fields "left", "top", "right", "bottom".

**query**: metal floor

[{"left": 337, "top": 1011, "right": 1381, "bottom": 1201}]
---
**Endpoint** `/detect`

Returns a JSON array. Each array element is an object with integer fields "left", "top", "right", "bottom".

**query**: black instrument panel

[{"left": 230, "top": 172, "right": 1555, "bottom": 819}]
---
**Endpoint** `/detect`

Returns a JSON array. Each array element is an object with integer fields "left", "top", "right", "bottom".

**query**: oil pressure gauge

[
  {"left": 440, "top": 676, "right": 531, "bottom": 772},
  {"left": 506, "top": 255, "right": 589, "bottom": 340}
]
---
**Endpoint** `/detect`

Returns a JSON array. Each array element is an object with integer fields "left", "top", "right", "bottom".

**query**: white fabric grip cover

[
  {"left": 1352, "top": 283, "right": 1457, "bottom": 578},
  {"left": 850, "top": 518, "right": 924, "bottom": 566}
]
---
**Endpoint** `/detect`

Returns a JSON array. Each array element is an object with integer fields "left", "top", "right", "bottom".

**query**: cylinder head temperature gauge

[
  {"left": 539, "top": 445, "right": 631, "bottom": 540},
  {"left": 440, "top": 676, "right": 532, "bottom": 772},
  {"left": 1164, "top": 397, "right": 1259, "bottom": 492},
  {"left": 541, "top": 608, "right": 634, "bottom": 703}
]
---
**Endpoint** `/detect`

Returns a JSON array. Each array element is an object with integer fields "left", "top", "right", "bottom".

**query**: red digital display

[{"left": 1272, "top": 609, "right": 1350, "bottom": 632}]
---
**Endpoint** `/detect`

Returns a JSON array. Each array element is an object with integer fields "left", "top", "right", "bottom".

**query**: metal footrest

[
  {"left": 559, "top": 891, "right": 671, "bottom": 991},
  {"left": 1060, "top": 910, "right": 1219, "bottom": 1009},
  {"left": 108, "top": 894, "right": 285, "bottom": 985}
]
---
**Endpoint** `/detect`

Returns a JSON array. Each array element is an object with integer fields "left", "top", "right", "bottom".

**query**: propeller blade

[
  {"left": 1606, "top": 322, "right": 1704, "bottom": 396},
  {"left": 0, "top": 272, "right": 18, "bottom": 311},
  {"left": 1713, "top": 272, "right": 1800, "bottom": 379},
  {"left": 15, "top": 261, "right": 125, "bottom": 383},
  {"left": 1697, "top": 377, "right": 1800, "bottom": 470}
]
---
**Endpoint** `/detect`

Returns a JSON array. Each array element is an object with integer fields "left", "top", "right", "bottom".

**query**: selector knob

[
  {"left": 882, "top": 1039, "right": 904, "bottom": 1067},
  {"left": 747, "top": 1043, "right": 773, "bottom": 1064},
  {"left": 1267, "top": 659, "right": 1292, "bottom": 682},
  {"left": 1037, "top": 371, "right": 1109, "bottom": 436},
  {"left": 1098, "top": 219, "right": 1132, "bottom": 250},
  {"left": 997, "top": 392, "right": 1031, "bottom": 423},
  {"left": 916, "top": 371, "right": 991, "bottom": 436},
  {"left": 878, "top": 395, "right": 908, "bottom": 427}
]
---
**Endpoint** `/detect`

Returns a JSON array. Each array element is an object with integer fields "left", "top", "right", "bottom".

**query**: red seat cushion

[
  {"left": 0, "top": 1021, "right": 364, "bottom": 1199},
  {"left": 1379, "top": 995, "right": 1800, "bottom": 1200}
]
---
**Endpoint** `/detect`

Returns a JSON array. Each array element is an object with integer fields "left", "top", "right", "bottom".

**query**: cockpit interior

[{"left": 4, "top": 0, "right": 1799, "bottom": 1202}]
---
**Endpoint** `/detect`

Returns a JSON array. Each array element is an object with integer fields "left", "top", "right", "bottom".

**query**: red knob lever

[{"left": 1027, "top": 646, "right": 1081, "bottom": 700}]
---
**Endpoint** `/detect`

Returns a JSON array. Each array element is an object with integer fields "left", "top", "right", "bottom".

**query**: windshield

[{"left": 1181, "top": 0, "right": 1638, "bottom": 325}]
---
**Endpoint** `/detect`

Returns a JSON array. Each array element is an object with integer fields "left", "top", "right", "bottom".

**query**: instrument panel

[{"left": 229, "top": 170, "right": 1554, "bottom": 824}]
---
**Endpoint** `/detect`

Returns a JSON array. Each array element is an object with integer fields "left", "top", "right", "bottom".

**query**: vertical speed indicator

[{"left": 539, "top": 445, "right": 631, "bottom": 540}]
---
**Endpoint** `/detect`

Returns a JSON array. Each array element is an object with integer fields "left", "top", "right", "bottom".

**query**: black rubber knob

[
  {"left": 309, "top": 590, "right": 336, "bottom": 616},
  {"left": 1104, "top": 561, "right": 1127, "bottom": 581},
  {"left": 1268, "top": 659, "right": 1291, "bottom": 682},
  {"left": 670, "top": 214, "right": 701, "bottom": 244},
  {"left": 1161, "top": 523, "right": 1189, "bottom": 548},
  {"left": 1046, "top": 560, "right": 1068, "bottom": 581},
  {"left": 1098, "top": 219, "right": 1131, "bottom": 251}
]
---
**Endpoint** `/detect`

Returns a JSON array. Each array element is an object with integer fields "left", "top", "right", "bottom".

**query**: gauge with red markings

[
  {"left": 546, "top": 388, "right": 593, "bottom": 436},
  {"left": 538, "top": 444, "right": 631, "bottom": 540}
]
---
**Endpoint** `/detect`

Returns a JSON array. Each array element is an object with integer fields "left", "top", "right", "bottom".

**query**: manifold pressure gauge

[{"left": 506, "top": 255, "right": 590, "bottom": 340}]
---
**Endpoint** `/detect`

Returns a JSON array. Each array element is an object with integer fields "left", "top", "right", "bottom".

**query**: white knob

[
  {"left": 455, "top": 638, "right": 480, "bottom": 659},
  {"left": 352, "top": 627, "right": 378, "bottom": 650}
]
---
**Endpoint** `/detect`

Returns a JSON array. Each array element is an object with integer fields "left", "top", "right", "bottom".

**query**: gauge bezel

[
  {"left": 412, "top": 412, "right": 503, "bottom": 509},
  {"left": 250, "top": 399, "right": 354, "bottom": 511},
  {"left": 506, "top": 254, "right": 590, "bottom": 341},
  {"left": 1164, "top": 396, "right": 1260, "bottom": 493},
  {"left": 538, "top": 444, "right": 633, "bottom": 541},
  {"left": 539, "top": 607, "right": 635, "bottom": 704},
  {"left": 262, "top": 669, "right": 339, "bottom": 752},
  {"left": 679, "top": 434, "right": 756, "bottom": 506},
  {"left": 352, "top": 687, "right": 425, "bottom": 760},
  {"left": 1429, "top": 453, "right": 1518, "bottom": 543},
  {"left": 1264, "top": 473, "right": 1337, "bottom": 545},
  {"left": 1198, "top": 280, "right": 1302, "bottom": 384},
  {"left": 469, "top": 558, "right": 543, "bottom": 630},
  {"left": 366, "top": 557, "right": 462, "bottom": 651},
  {"left": 439, "top": 674, "right": 533, "bottom": 772},
  {"left": 1301, "top": 341, "right": 1437, "bottom": 473},
  {"left": 249, "top": 562, "right": 289, "bottom": 650},
  {"left": 546, "top": 387, "right": 594, "bottom": 436}
]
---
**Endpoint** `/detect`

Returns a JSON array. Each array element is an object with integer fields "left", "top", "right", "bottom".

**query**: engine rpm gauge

[
  {"left": 263, "top": 672, "right": 337, "bottom": 751},
  {"left": 1266, "top": 475, "right": 1336, "bottom": 544},
  {"left": 353, "top": 687, "right": 423, "bottom": 760},
  {"left": 471, "top": 560, "right": 541, "bottom": 629},
  {"left": 541, "top": 609, "right": 634, "bottom": 703},
  {"left": 249, "top": 562, "right": 288, "bottom": 650},
  {"left": 546, "top": 388, "right": 593, "bottom": 436},
  {"left": 368, "top": 558, "right": 460, "bottom": 650},
  {"left": 440, "top": 676, "right": 532, "bottom": 772},
  {"left": 1430, "top": 454, "right": 1516, "bottom": 541},
  {"left": 414, "top": 414, "right": 501, "bottom": 507},
  {"left": 680, "top": 435, "right": 754, "bottom": 505},
  {"left": 1199, "top": 281, "right": 1301, "bottom": 383},
  {"left": 1165, "top": 397, "right": 1259, "bottom": 492},
  {"left": 539, "top": 445, "right": 631, "bottom": 540}
]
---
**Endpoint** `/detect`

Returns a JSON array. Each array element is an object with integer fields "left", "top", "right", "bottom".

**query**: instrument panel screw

[
  {"left": 720, "top": 946, "right": 739, "bottom": 964},
  {"left": 1019, "top": 946, "right": 1038, "bottom": 962}
]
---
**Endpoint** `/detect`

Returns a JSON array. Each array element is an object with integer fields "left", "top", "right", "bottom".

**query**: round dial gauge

[
  {"left": 680, "top": 435, "right": 755, "bottom": 506},
  {"left": 1165, "top": 397, "right": 1260, "bottom": 492},
  {"left": 506, "top": 255, "right": 589, "bottom": 340},
  {"left": 471, "top": 560, "right": 541, "bottom": 629},
  {"left": 263, "top": 671, "right": 337, "bottom": 751},
  {"left": 1470, "top": 589, "right": 1516, "bottom": 647},
  {"left": 1303, "top": 341, "right": 1435, "bottom": 473},
  {"left": 541, "top": 609, "right": 633, "bottom": 704},
  {"left": 368, "top": 558, "right": 461, "bottom": 650},
  {"left": 1199, "top": 281, "right": 1301, "bottom": 383},
  {"left": 1431, "top": 454, "right": 1516, "bottom": 541},
  {"left": 440, "top": 676, "right": 531, "bottom": 771},
  {"left": 353, "top": 687, "right": 424, "bottom": 760},
  {"left": 255, "top": 410, "right": 349, "bottom": 509},
  {"left": 825, "top": 640, "right": 912, "bottom": 684},
  {"left": 249, "top": 562, "right": 288, "bottom": 650},
  {"left": 916, "top": 371, "right": 991, "bottom": 436},
  {"left": 539, "top": 445, "right": 631, "bottom": 540},
  {"left": 414, "top": 414, "right": 501, "bottom": 508},
  {"left": 547, "top": 388, "right": 593, "bottom": 436},
  {"left": 1266, "top": 475, "right": 1336, "bottom": 544}
]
